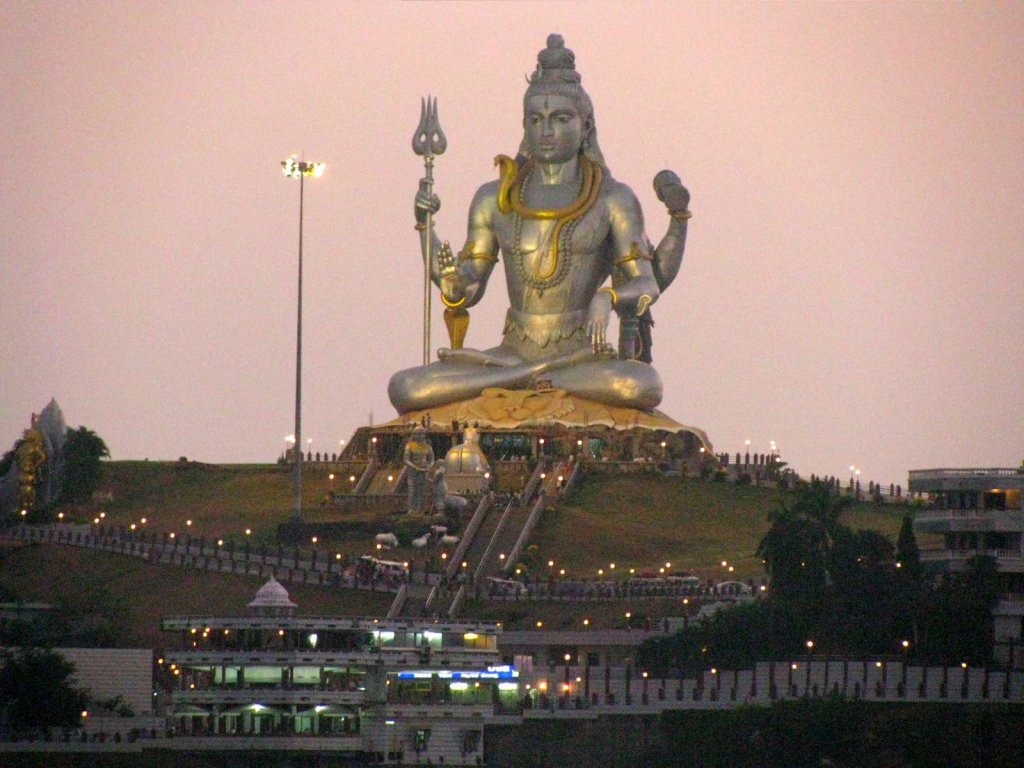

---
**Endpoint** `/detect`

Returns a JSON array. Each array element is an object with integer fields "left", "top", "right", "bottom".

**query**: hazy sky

[{"left": 3, "top": 1, "right": 1022, "bottom": 488}]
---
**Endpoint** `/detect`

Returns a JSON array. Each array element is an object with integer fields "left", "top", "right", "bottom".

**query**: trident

[{"left": 412, "top": 96, "right": 447, "bottom": 366}]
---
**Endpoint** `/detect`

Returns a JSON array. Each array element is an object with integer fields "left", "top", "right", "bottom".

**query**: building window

[{"left": 984, "top": 492, "right": 1007, "bottom": 511}]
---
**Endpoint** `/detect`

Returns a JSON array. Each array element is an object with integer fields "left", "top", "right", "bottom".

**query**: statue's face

[{"left": 523, "top": 93, "right": 587, "bottom": 164}]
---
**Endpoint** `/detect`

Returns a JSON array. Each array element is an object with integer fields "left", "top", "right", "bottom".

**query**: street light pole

[{"left": 282, "top": 155, "right": 325, "bottom": 522}]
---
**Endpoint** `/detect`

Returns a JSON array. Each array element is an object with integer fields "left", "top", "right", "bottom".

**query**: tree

[
  {"left": 0, "top": 648, "right": 89, "bottom": 737},
  {"left": 825, "top": 528, "right": 908, "bottom": 653},
  {"left": 791, "top": 477, "right": 852, "bottom": 549},
  {"left": 756, "top": 506, "right": 828, "bottom": 602},
  {"left": 0, "top": 440, "right": 23, "bottom": 478},
  {"left": 757, "top": 479, "right": 851, "bottom": 603},
  {"left": 896, "top": 514, "right": 922, "bottom": 586},
  {"left": 61, "top": 426, "right": 109, "bottom": 503},
  {"left": 917, "top": 555, "right": 1000, "bottom": 666}
]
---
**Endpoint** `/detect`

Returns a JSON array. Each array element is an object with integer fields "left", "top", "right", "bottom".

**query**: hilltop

[{"left": 0, "top": 461, "right": 925, "bottom": 644}]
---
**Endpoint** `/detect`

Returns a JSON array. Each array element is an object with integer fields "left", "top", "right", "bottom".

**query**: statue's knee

[
  {"left": 611, "top": 365, "right": 662, "bottom": 409},
  {"left": 388, "top": 369, "right": 423, "bottom": 411},
  {"left": 635, "top": 380, "right": 662, "bottom": 409}
]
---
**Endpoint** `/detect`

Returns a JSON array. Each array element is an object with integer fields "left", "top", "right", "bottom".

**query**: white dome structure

[{"left": 247, "top": 575, "right": 297, "bottom": 616}]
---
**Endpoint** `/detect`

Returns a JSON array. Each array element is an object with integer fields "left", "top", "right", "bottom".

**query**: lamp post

[
  {"left": 281, "top": 155, "right": 326, "bottom": 521},
  {"left": 805, "top": 640, "right": 814, "bottom": 693}
]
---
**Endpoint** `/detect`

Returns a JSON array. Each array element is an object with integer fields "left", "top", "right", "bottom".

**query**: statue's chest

[{"left": 496, "top": 204, "right": 609, "bottom": 257}]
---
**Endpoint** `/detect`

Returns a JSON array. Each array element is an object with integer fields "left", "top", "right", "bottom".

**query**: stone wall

[{"left": 485, "top": 704, "right": 1024, "bottom": 768}]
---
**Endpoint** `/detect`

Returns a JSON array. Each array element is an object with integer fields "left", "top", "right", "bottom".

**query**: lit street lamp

[{"left": 281, "top": 154, "right": 326, "bottom": 521}]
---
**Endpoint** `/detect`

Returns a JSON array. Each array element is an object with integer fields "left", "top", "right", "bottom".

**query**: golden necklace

[{"left": 496, "top": 155, "right": 602, "bottom": 288}]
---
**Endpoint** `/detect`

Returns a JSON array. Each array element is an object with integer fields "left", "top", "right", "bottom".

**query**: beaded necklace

[{"left": 508, "top": 156, "right": 602, "bottom": 294}]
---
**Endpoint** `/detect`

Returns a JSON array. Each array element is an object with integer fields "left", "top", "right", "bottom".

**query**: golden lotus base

[{"left": 383, "top": 387, "right": 711, "bottom": 449}]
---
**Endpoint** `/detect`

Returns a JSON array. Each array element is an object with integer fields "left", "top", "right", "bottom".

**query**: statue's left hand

[
  {"left": 653, "top": 170, "right": 690, "bottom": 214},
  {"left": 587, "top": 290, "right": 614, "bottom": 352}
]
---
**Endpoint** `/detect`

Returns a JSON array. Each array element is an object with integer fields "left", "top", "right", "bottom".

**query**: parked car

[
  {"left": 665, "top": 575, "right": 702, "bottom": 589},
  {"left": 486, "top": 577, "right": 528, "bottom": 597},
  {"left": 715, "top": 580, "right": 753, "bottom": 595}
]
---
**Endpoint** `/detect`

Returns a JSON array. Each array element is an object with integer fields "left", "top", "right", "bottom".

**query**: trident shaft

[{"left": 412, "top": 96, "right": 447, "bottom": 366}]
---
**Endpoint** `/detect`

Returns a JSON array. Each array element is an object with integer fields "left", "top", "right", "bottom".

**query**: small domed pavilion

[{"left": 247, "top": 575, "right": 297, "bottom": 617}]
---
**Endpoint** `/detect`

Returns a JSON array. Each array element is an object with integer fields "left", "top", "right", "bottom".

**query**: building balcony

[
  {"left": 377, "top": 703, "right": 495, "bottom": 721},
  {"left": 910, "top": 468, "right": 1024, "bottom": 480},
  {"left": 162, "top": 616, "right": 502, "bottom": 634},
  {"left": 909, "top": 468, "right": 1024, "bottom": 494},
  {"left": 161, "top": 734, "right": 364, "bottom": 752},
  {"left": 164, "top": 648, "right": 501, "bottom": 670},
  {"left": 919, "top": 548, "right": 1024, "bottom": 572},
  {"left": 997, "top": 596, "right": 1024, "bottom": 616},
  {"left": 173, "top": 689, "right": 364, "bottom": 707},
  {"left": 914, "top": 509, "right": 1024, "bottom": 534}
]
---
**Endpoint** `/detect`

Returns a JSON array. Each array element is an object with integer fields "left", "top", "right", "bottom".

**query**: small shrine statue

[
  {"left": 443, "top": 427, "right": 491, "bottom": 494},
  {"left": 16, "top": 418, "right": 47, "bottom": 512},
  {"left": 432, "top": 461, "right": 468, "bottom": 515},
  {"left": 432, "top": 461, "right": 449, "bottom": 514},
  {"left": 402, "top": 425, "right": 435, "bottom": 515},
  {"left": 389, "top": 34, "right": 690, "bottom": 415}
]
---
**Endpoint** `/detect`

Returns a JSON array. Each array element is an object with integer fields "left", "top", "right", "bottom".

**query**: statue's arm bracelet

[
  {"left": 598, "top": 287, "right": 618, "bottom": 306},
  {"left": 615, "top": 242, "right": 653, "bottom": 265},
  {"left": 670, "top": 209, "right": 693, "bottom": 221},
  {"left": 459, "top": 252, "right": 498, "bottom": 264},
  {"left": 414, "top": 221, "right": 428, "bottom": 232},
  {"left": 457, "top": 239, "right": 497, "bottom": 264}
]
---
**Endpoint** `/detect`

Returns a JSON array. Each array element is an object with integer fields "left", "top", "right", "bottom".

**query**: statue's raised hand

[
  {"left": 414, "top": 177, "right": 441, "bottom": 225},
  {"left": 437, "top": 240, "right": 465, "bottom": 308},
  {"left": 653, "top": 170, "right": 690, "bottom": 214},
  {"left": 437, "top": 241, "right": 457, "bottom": 278}
]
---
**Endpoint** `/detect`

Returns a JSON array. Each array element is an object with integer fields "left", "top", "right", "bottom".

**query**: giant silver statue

[{"left": 389, "top": 34, "right": 690, "bottom": 415}]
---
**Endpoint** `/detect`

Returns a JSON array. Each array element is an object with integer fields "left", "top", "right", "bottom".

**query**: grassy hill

[
  {"left": 530, "top": 473, "right": 917, "bottom": 581},
  {"left": 0, "top": 544, "right": 393, "bottom": 649},
  {"left": 0, "top": 461, "right": 926, "bottom": 645}
]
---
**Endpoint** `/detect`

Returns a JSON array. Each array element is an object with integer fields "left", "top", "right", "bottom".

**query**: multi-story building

[
  {"left": 161, "top": 576, "right": 517, "bottom": 765},
  {"left": 910, "top": 467, "right": 1024, "bottom": 661}
]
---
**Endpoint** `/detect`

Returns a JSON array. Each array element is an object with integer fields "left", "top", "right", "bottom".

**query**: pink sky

[{"left": 2, "top": 1, "right": 1022, "bottom": 488}]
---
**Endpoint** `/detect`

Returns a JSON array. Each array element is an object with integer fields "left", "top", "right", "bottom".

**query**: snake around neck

[{"left": 495, "top": 154, "right": 603, "bottom": 294}]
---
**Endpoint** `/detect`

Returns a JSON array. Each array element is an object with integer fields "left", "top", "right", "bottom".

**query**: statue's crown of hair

[{"left": 530, "top": 33, "right": 581, "bottom": 85}]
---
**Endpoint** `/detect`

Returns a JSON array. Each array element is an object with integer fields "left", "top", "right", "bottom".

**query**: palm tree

[
  {"left": 61, "top": 426, "right": 109, "bottom": 502},
  {"left": 792, "top": 478, "right": 852, "bottom": 548},
  {"left": 758, "top": 479, "right": 851, "bottom": 600}
]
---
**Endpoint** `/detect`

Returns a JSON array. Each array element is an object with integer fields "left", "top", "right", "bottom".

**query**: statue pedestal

[{"left": 379, "top": 387, "right": 713, "bottom": 465}]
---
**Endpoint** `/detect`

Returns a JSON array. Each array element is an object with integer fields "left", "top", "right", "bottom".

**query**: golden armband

[
  {"left": 615, "top": 241, "right": 654, "bottom": 266},
  {"left": 458, "top": 240, "right": 498, "bottom": 264}
]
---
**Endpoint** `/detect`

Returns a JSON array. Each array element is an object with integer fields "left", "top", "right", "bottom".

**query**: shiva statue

[{"left": 388, "top": 34, "right": 690, "bottom": 415}]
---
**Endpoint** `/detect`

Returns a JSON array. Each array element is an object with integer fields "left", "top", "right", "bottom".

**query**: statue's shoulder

[
  {"left": 601, "top": 174, "right": 637, "bottom": 200},
  {"left": 475, "top": 178, "right": 502, "bottom": 199},
  {"left": 469, "top": 179, "right": 502, "bottom": 215},
  {"left": 600, "top": 175, "right": 643, "bottom": 215}
]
